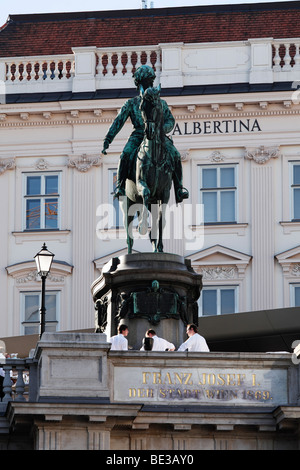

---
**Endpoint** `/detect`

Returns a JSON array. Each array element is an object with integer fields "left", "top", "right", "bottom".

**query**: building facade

[{"left": 0, "top": 2, "right": 300, "bottom": 341}]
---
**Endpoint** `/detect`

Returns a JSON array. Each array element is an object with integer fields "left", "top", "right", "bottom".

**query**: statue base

[{"left": 91, "top": 253, "right": 202, "bottom": 350}]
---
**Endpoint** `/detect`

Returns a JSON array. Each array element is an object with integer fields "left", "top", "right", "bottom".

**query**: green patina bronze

[
  {"left": 115, "top": 280, "right": 189, "bottom": 326},
  {"left": 102, "top": 65, "right": 189, "bottom": 253}
]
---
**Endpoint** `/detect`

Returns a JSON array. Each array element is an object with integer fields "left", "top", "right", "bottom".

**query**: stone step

[{"left": 0, "top": 416, "right": 9, "bottom": 434}]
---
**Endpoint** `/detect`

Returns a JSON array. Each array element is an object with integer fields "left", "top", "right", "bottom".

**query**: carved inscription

[{"left": 113, "top": 367, "right": 287, "bottom": 405}]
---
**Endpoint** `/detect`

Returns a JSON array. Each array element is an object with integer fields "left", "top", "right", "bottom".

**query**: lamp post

[{"left": 34, "top": 243, "right": 54, "bottom": 338}]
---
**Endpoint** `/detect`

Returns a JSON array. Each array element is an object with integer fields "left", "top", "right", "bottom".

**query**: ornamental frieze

[
  {"left": 68, "top": 154, "right": 101, "bottom": 172},
  {"left": 245, "top": 145, "right": 280, "bottom": 164},
  {"left": 199, "top": 266, "right": 237, "bottom": 280},
  {"left": 291, "top": 264, "right": 300, "bottom": 277},
  {"left": 16, "top": 270, "right": 65, "bottom": 284}
]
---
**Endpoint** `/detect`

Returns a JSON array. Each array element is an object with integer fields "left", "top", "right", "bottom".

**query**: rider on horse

[{"left": 101, "top": 65, "right": 189, "bottom": 204}]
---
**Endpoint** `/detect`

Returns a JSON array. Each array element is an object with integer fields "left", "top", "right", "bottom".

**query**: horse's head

[{"left": 140, "top": 85, "right": 162, "bottom": 140}]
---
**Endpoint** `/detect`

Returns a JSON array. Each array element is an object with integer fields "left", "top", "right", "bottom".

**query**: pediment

[
  {"left": 6, "top": 260, "right": 73, "bottom": 284},
  {"left": 275, "top": 246, "right": 300, "bottom": 277},
  {"left": 186, "top": 245, "right": 252, "bottom": 266},
  {"left": 275, "top": 246, "right": 300, "bottom": 264}
]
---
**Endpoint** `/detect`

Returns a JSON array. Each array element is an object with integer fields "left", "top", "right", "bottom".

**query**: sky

[{"left": 0, "top": 0, "right": 292, "bottom": 27}]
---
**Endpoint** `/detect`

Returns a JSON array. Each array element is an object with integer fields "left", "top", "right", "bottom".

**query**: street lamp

[{"left": 34, "top": 243, "right": 54, "bottom": 338}]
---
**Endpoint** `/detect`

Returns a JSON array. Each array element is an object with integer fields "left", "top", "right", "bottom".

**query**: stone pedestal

[
  {"left": 35, "top": 332, "right": 110, "bottom": 399},
  {"left": 91, "top": 252, "right": 202, "bottom": 350}
]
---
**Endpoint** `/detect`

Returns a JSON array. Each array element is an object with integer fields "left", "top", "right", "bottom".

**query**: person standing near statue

[
  {"left": 140, "top": 329, "right": 175, "bottom": 351},
  {"left": 101, "top": 65, "right": 188, "bottom": 204},
  {"left": 109, "top": 324, "right": 129, "bottom": 351},
  {"left": 177, "top": 324, "right": 210, "bottom": 352}
]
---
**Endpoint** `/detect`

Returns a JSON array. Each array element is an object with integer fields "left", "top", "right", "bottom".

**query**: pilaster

[
  {"left": 249, "top": 149, "right": 278, "bottom": 310},
  {"left": 71, "top": 165, "right": 97, "bottom": 329}
]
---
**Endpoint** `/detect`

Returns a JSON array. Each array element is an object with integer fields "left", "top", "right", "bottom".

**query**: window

[
  {"left": 199, "top": 286, "right": 238, "bottom": 316},
  {"left": 291, "top": 284, "right": 300, "bottom": 307},
  {"left": 108, "top": 169, "right": 123, "bottom": 228},
  {"left": 21, "top": 291, "right": 59, "bottom": 335},
  {"left": 23, "top": 173, "right": 60, "bottom": 230},
  {"left": 199, "top": 165, "right": 237, "bottom": 223},
  {"left": 291, "top": 163, "right": 300, "bottom": 221}
]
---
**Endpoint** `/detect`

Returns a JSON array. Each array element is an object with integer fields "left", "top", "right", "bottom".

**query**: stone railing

[
  {"left": 272, "top": 39, "right": 300, "bottom": 83},
  {"left": 96, "top": 46, "right": 161, "bottom": 78},
  {"left": 0, "top": 358, "right": 37, "bottom": 411},
  {"left": 94, "top": 45, "right": 161, "bottom": 90},
  {"left": 0, "top": 39, "right": 300, "bottom": 98},
  {"left": 1, "top": 55, "right": 75, "bottom": 95},
  {"left": 0, "top": 45, "right": 162, "bottom": 95},
  {"left": 5, "top": 55, "right": 75, "bottom": 84},
  {"left": 272, "top": 40, "right": 300, "bottom": 70}
]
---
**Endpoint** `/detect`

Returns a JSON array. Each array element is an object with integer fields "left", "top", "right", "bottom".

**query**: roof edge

[
  {"left": 6, "top": 1, "right": 300, "bottom": 24},
  {"left": 0, "top": 17, "right": 11, "bottom": 31}
]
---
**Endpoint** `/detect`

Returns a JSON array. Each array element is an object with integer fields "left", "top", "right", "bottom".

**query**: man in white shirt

[
  {"left": 140, "top": 329, "right": 175, "bottom": 351},
  {"left": 109, "top": 324, "right": 129, "bottom": 351},
  {"left": 177, "top": 324, "right": 210, "bottom": 352}
]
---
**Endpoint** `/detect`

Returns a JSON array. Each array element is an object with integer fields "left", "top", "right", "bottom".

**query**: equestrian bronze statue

[{"left": 102, "top": 65, "right": 188, "bottom": 253}]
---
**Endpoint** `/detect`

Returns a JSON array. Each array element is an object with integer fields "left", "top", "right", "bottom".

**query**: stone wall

[{"left": 1, "top": 332, "right": 300, "bottom": 450}]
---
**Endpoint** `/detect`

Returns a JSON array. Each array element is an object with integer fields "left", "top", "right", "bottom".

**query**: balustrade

[
  {"left": 0, "top": 359, "right": 32, "bottom": 405},
  {"left": 4, "top": 56, "right": 75, "bottom": 83},
  {"left": 272, "top": 40, "right": 300, "bottom": 70},
  {"left": 96, "top": 47, "right": 161, "bottom": 77},
  {"left": 3, "top": 48, "right": 161, "bottom": 87},
  {"left": 1, "top": 40, "right": 300, "bottom": 94}
]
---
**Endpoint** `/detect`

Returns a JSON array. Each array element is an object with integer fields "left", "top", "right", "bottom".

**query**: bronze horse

[{"left": 120, "top": 85, "right": 173, "bottom": 253}]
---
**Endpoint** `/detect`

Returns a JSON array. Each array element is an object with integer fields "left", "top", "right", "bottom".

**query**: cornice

[
  {"left": 0, "top": 117, "right": 114, "bottom": 128},
  {"left": 0, "top": 105, "right": 300, "bottom": 128},
  {"left": 174, "top": 108, "right": 300, "bottom": 120}
]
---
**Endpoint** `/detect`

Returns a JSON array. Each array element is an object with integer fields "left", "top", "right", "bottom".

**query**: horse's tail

[
  {"left": 139, "top": 208, "right": 148, "bottom": 236},
  {"left": 137, "top": 181, "right": 150, "bottom": 235}
]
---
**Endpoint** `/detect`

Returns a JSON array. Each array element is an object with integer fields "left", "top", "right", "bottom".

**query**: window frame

[
  {"left": 290, "top": 162, "right": 300, "bottom": 221},
  {"left": 108, "top": 168, "right": 124, "bottom": 229},
  {"left": 22, "top": 171, "right": 61, "bottom": 231},
  {"left": 290, "top": 283, "right": 300, "bottom": 307},
  {"left": 199, "top": 285, "right": 239, "bottom": 316},
  {"left": 20, "top": 290, "right": 60, "bottom": 335},
  {"left": 198, "top": 164, "right": 238, "bottom": 224}
]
